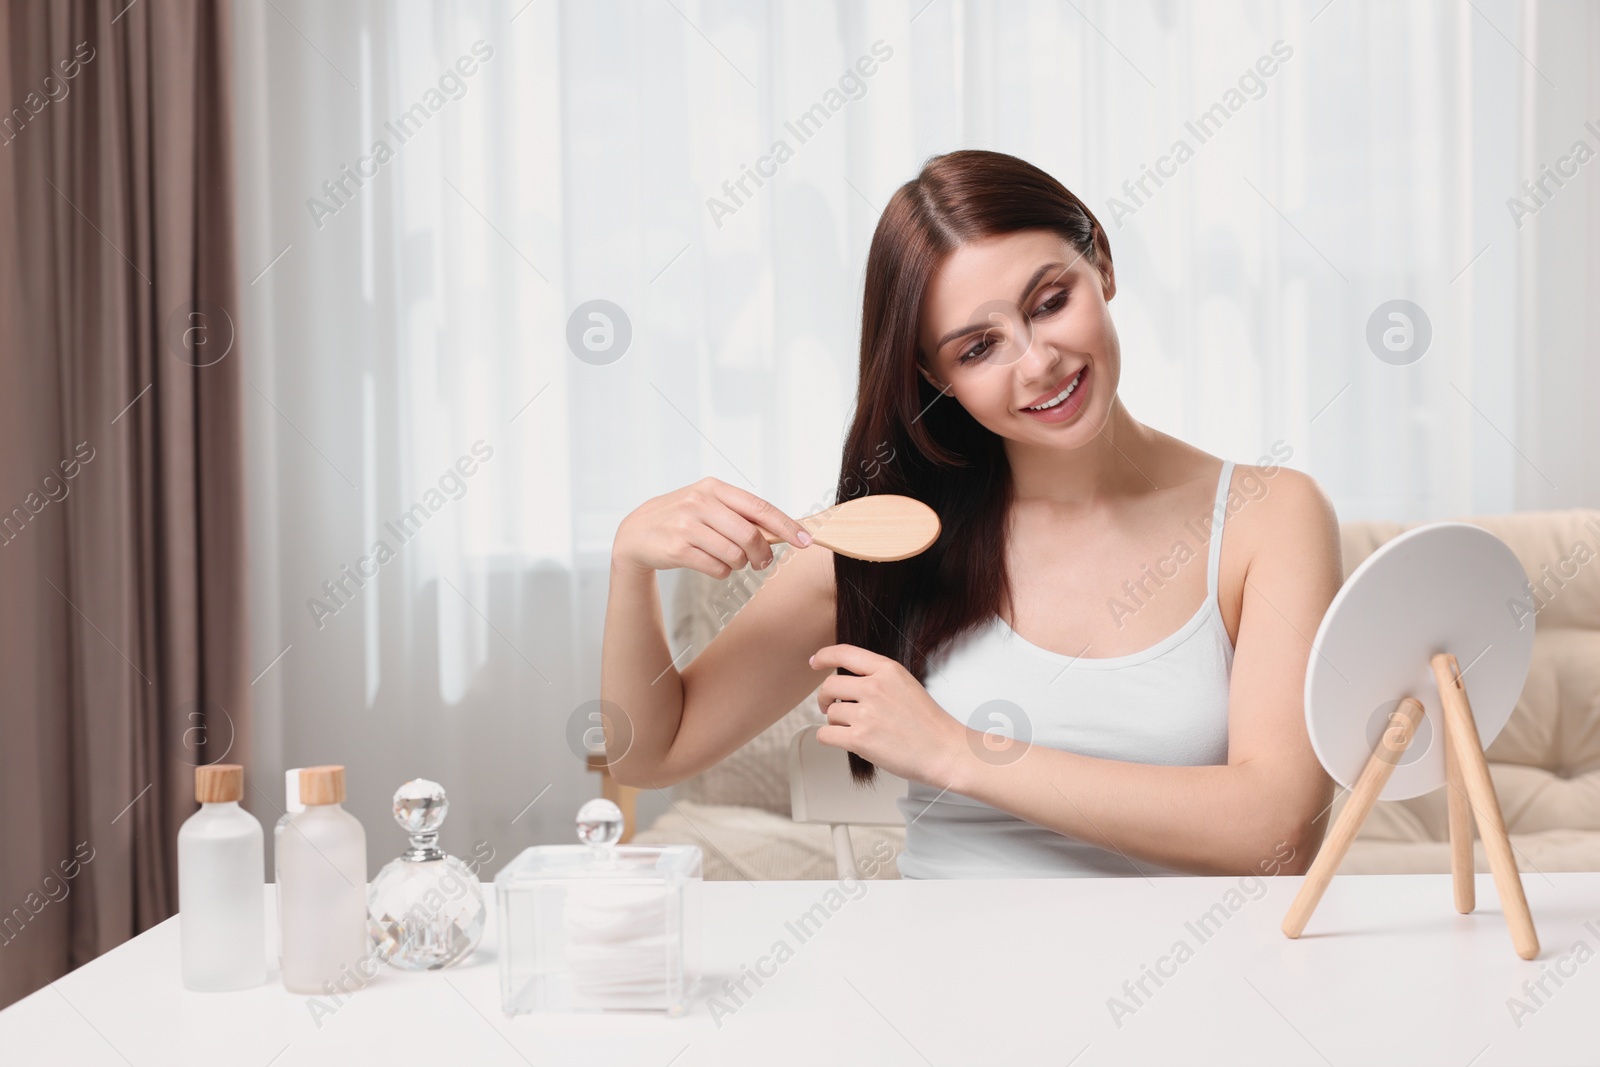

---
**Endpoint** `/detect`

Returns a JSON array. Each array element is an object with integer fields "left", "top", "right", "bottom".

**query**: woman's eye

[
  {"left": 1031, "top": 291, "right": 1067, "bottom": 317},
  {"left": 955, "top": 291, "right": 1065, "bottom": 365}
]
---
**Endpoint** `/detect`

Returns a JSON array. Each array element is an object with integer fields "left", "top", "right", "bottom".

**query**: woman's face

[{"left": 916, "top": 229, "right": 1119, "bottom": 446}]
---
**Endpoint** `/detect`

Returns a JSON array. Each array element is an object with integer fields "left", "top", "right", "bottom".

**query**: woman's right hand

[{"left": 612, "top": 477, "right": 815, "bottom": 578}]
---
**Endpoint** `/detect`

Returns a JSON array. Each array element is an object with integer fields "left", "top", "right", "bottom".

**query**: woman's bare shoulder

[
  {"left": 1135, "top": 427, "right": 1230, "bottom": 491},
  {"left": 1229, "top": 462, "right": 1342, "bottom": 579}
]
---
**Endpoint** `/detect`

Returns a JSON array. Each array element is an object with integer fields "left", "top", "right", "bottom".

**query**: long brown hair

[{"left": 833, "top": 149, "right": 1113, "bottom": 784}]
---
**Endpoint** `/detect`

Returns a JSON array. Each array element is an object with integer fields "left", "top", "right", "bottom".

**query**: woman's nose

[{"left": 1017, "top": 329, "right": 1060, "bottom": 384}]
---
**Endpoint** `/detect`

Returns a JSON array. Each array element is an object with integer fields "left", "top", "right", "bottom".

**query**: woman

[{"left": 604, "top": 149, "right": 1340, "bottom": 879}]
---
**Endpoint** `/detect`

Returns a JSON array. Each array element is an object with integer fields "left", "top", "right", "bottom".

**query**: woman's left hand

[{"left": 808, "top": 644, "right": 969, "bottom": 787}]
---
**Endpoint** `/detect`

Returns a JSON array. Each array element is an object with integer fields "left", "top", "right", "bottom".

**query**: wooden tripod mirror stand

[{"left": 1282, "top": 523, "right": 1540, "bottom": 960}]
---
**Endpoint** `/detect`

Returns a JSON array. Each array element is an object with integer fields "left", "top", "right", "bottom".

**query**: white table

[{"left": 3, "top": 874, "right": 1598, "bottom": 1066}]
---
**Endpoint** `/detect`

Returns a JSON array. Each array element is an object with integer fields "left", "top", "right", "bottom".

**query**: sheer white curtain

[{"left": 230, "top": 0, "right": 1598, "bottom": 863}]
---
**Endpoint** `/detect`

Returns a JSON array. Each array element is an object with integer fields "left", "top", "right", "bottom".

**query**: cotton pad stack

[
  {"left": 562, "top": 881, "right": 680, "bottom": 1009},
  {"left": 493, "top": 799, "right": 701, "bottom": 1016}
]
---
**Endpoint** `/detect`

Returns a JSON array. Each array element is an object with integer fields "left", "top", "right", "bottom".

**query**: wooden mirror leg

[
  {"left": 1443, "top": 710, "right": 1476, "bottom": 914},
  {"left": 1284, "top": 696, "right": 1426, "bottom": 939},
  {"left": 1431, "top": 654, "right": 1539, "bottom": 960}
]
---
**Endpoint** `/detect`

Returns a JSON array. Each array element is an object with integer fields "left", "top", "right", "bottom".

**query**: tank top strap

[{"left": 1206, "top": 460, "right": 1236, "bottom": 599}]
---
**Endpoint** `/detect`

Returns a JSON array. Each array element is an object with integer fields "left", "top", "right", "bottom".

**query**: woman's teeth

[{"left": 1023, "top": 369, "right": 1084, "bottom": 411}]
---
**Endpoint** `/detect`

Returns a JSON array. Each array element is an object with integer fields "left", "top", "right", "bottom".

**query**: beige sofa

[{"left": 633, "top": 510, "right": 1600, "bottom": 879}]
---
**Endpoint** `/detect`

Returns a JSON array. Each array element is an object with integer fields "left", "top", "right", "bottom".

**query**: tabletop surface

[{"left": 3, "top": 873, "right": 1598, "bottom": 1066}]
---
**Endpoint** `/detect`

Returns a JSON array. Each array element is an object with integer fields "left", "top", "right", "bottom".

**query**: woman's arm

[
  {"left": 936, "top": 467, "right": 1342, "bottom": 876},
  {"left": 601, "top": 477, "right": 825, "bottom": 789},
  {"left": 604, "top": 536, "right": 836, "bottom": 790},
  {"left": 599, "top": 558, "right": 685, "bottom": 786}
]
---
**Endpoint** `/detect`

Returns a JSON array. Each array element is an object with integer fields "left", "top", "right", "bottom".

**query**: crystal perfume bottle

[{"left": 367, "top": 778, "right": 486, "bottom": 970}]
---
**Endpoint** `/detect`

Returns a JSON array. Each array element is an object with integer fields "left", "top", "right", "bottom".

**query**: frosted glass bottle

[
  {"left": 278, "top": 765, "right": 370, "bottom": 994},
  {"left": 272, "top": 767, "right": 305, "bottom": 968},
  {"left": 178, "top": 764, "right": 266, "bottom": 991}
]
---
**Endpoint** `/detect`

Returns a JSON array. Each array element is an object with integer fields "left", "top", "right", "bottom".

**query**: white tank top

[{"left": 895, "top": 460, "right": 1237, "bottom": 879}]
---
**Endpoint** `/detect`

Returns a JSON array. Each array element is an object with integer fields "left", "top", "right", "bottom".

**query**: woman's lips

[
  {"left": 1019, "top": 364, "right": 1090, "bottom": 424},
  {"left": 1022, "top": 370, "right": 1082, "bottom": 409}
]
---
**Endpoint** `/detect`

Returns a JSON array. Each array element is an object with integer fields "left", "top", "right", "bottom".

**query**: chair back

[{"left": 788, "top": 725, "right": 908, "bottom": 878}]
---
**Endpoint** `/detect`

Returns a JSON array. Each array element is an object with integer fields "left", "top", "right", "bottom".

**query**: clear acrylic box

[{"left": 494, "top": 799, "right": 702, "bottom": 1016}]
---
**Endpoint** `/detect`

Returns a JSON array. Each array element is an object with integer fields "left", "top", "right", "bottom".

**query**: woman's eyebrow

[{"left": 934, "top": 261, "right": 1068, "bottom": 351}]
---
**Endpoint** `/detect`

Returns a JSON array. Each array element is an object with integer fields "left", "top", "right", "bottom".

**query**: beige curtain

[{"left": 0, "top": 0, "right": 248, "bottom": 1009}]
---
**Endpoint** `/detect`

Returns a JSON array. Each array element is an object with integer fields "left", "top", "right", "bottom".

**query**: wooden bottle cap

[
  {"left": 195, "top": 764, "right": 243, "bottom": 803},
  {"left": 298, "top": 765, "right": 347, "bottom": 806}
]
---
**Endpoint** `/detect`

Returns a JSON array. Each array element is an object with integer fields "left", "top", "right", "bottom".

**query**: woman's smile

[{"left": 1018, "top": 362, "right": 1090, "bottom": 424}]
